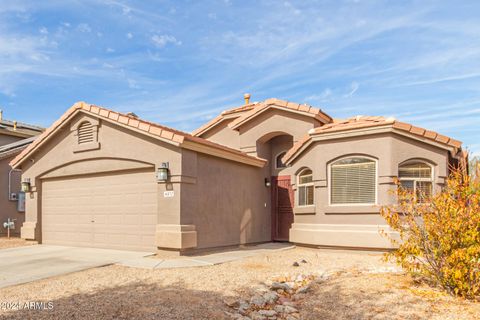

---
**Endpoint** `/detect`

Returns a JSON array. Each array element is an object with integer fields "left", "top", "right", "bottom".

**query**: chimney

[
  {"left": 126, "top": 112, "right": 139, "bottom": 118},
  {"left": 13, "top": 121, "right": 17, "bottom": 131},
  {"left": 0, "top": 110, "right": 3, "bottom": 121},
  {"left": 244, "top": 93, "right": 251, "bottom": 105}
]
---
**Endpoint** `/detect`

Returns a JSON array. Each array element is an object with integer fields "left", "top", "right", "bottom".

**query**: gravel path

[
  {"left": 0, "top": 237, "right": 35, "bottom": 249},
  {"left": 0, "top": 247, "right": 478, "bottom": 319}
]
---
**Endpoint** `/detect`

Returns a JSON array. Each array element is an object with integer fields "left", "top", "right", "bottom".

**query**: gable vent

[{"left": 77, "top": 121, "right": 94, "bottom": 144}]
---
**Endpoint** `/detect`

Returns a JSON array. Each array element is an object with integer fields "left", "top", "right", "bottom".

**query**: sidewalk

[{"left": 117, "top": 242, "right": 294, "bottom": 269}]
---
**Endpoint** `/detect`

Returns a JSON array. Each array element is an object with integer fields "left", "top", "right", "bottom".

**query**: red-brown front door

[{"left": 271, "top": 175, "right": 294, "bottom": 241}]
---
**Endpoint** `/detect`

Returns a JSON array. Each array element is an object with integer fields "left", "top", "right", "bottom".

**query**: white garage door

[{"left": 42, "top": 170, "right": 157, "bottom": 252}]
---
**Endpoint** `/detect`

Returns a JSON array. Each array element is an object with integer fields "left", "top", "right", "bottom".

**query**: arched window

[
  {"left": 398, "top": 161, "right": 433, "bottom": 201},
  {"left": 276, "top": 151, "right": 287, "bottom": 169},
  {"left": 77, "top": 121, "right": 94, "bottom": 145},
  {"left": 298, "top": 169, "right": 314, "bottom": 206},
  {"left": 330, "top": 157, "right": 376, "bottom": 205}
]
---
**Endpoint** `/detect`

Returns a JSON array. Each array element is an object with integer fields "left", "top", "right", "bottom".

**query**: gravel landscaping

[
  {"left": 0, "top": 237, "right": 35, "bottom": 250},
  {"left": 0, "top": 247, "right": 478, "bottom": 319}
]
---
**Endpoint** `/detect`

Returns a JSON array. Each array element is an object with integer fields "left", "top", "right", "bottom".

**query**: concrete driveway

[{"left": 0, "top": 245, "right": 152, "bottom": 288}]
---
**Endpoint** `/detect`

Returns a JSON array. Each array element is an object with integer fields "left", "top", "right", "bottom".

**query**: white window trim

[
  {"left": 328, "top": 155, "right": 378, "bottom": 206},
  {"left": 297, "top": 168, "right": 314, "bottom": 207},
  {"left": 398, "top": 161, "right": 434, "bottom": 197},
  {"left": 275, "top": 150, "right": 288, "bottom": 169}
]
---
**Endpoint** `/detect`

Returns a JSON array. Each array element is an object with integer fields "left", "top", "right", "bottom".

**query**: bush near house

[{"left": 381, "top": 167, "right": 480, "bottom": 299}]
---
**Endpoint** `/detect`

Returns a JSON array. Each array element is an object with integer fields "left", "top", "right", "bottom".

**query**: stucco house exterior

[
  {"left": 10, "top": 97, "right": 465, "bottom": 253},
  {"left": 0, "top": 112, "right": 44, "bottom": 236}
]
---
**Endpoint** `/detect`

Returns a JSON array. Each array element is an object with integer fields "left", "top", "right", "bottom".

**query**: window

[
  {"left": 77, "top": 121, "right": 94, "bottom": 145},
  {"left": 398, "top": 161, "right": 433, "bottom": 201},
  {"left": 298, "top": 169, "right": 314, "bottom": 206},
  {"left": 276, "top": 151, "right": 287, "bottom": 169},
  {"left": 330, "top": 157, "right": 376, "bottom": 205}
]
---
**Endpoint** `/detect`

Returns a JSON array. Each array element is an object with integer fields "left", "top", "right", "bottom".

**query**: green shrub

[{"left": 381, "top": 169, "right": 480, "bottom": 299}]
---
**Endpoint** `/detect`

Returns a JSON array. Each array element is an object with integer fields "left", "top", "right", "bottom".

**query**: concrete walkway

[
  {"left": 0, "top": 245, "right": 152, "bottom": 288},
  {"left": 117, "top": 242, "right": 294, "bottom": 269}
]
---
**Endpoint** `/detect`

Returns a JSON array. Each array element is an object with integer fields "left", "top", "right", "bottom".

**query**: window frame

[
  {"left": 398, "top": 160, "right": 434, "bottom": 201},
  {"left": 297, "top": 168, "right": 314, "bottom": 207},
  {"left": 328, "top": 155, "right": 378, "bottom": 206},
  {"left": 275, "top": 151, "right": 288, "bottom": 169}
]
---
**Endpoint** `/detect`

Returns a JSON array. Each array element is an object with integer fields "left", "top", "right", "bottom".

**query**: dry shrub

[{"left": 381, "top": 168, "right": 480, "bottom": 299}]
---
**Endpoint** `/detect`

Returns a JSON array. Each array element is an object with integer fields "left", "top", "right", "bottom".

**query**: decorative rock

[
  {"left": 258, "top": 310, "right": 277, "bottom": 317},
  {"left": 263, "top": 291, "right": 279, "bottom": 304},
  {"left": 283, "top": 305, "right": 298, "bottom": 314},
  {"left": 286, "top": 314, "right": 300, "bottom": 320},
  {"left": 300, "top": 259, "right": 307, "bottom": 264},
  {"left": 250, "top": 294, "right": 267, "bottom": 308},
  {"left": 292, "top": 293, "right": 307, "bottom": 301},
  {"left": 250, "top": 311, "right": 267, "bottom": 320},
  {"left": 292, "top": 261, "right": 300, "bottom": 267},
  {"left": 224, "top": 297, "right": 240, "bottom": 308},
  {"left": 296, "top": 285, "right": 310, "bottom": 294},
  {"left": 238, "top": 302, "right": 250, "bottom": 315},
  {"left": 274, "top": 305, "right": 285, "bottom": 313},
  {"left": 271, "top": 282, "right": 291, "bottom": 291}
]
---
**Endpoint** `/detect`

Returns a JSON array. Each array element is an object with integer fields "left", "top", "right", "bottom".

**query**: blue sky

[{"left": 1, "top": 1, "right": 479, "bottom": 155}]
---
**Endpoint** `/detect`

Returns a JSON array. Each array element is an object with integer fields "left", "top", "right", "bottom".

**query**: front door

[{"left": 272, "top": 175, "right": 294, "bottom": 241}]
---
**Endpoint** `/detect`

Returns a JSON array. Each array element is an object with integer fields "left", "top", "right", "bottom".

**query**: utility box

[{"left": 17, "top": 192, "right": 25, "bottom": 213}]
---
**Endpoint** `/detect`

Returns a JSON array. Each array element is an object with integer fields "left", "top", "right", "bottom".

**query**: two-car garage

[{"left": 41, "top": 169, "right": 157, "bottom": 252}]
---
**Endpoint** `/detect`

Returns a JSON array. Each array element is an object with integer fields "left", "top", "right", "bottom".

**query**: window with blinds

[
  {"left": 77, "top": 121, "right": 95, "bottom": 144},
  {"left": 330, "top": 157, "right": 376, "bottom": 205},
  {"left": 399, "top": 161, "right": 433, "bottom": 202}
]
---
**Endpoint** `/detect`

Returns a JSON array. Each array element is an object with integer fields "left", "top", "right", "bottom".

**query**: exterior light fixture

[
  {"left": 264, "top": 178, "right": 271, "bottom": 187},
  {"left": 157, "top": 162, "right": 169, "bottom": 182},
  {"left": 21, "top": 178, "right": 31, "bottom": 192}
]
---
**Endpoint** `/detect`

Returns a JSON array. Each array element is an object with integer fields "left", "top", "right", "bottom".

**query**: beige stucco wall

[
  {"left": 200, "top": 118, "right": 240, "bottom": 149},
  {"left": 0, "top": 155, "right": 23, "bottom": 236},
  {"left": 288, "top": 132, "right": 450, "bottom": 248},
  {"left": 179, "top": 151, "right": 271, "bottom": 249}
]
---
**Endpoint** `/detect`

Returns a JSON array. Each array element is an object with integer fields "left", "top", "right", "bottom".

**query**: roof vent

[
  {"left": 126, "top": 112, "right": 139, "bottom": 118},
  {"left": 244, "top": 93, "right": 251, "bottom": 105}
]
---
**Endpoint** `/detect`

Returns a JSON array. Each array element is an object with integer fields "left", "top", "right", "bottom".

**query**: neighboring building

[
  {"left": 0, "top": 112, "right": 44, "bottom": 236},
  {"left": 10, "top": 98, "right": 465, "bottom": 252}
]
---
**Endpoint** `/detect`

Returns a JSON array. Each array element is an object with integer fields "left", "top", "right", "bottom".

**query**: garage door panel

[{"left": 42, "top": 170, "right": 157, "bottom": 251}]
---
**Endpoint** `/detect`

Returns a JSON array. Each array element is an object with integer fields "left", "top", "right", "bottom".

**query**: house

[
  {"left": 0, "top": 111, "right": 44, "bottom": 236},
  {"left": 10, "top": 97, "right": 465, "bottom": 252}
]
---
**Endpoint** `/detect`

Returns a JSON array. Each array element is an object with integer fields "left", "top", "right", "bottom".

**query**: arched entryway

[{"left": 256, "top": 132, "right": 294, "bottom": 241}]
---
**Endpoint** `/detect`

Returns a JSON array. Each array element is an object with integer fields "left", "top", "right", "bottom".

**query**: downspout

[{"left": 8, "top": 168, "right": 21, "bottom": 200}]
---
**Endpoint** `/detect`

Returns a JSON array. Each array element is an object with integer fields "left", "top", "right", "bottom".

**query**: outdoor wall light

[
  {"left": 157, "top": 162, "right": 169, "bottom": 182},
  {"left": 264, "top": 178, "right": 271, "bottom": 187},
  {"left": 21, "top": 178, "right": 31, "bottom": 192}
]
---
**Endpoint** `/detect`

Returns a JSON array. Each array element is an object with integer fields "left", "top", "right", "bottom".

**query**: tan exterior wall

[
  {"left": 0, "top": 155, "right": 23, "bottom": 236},
  {"left": 201, "top": 118, "right": 240, "bottom": 149},
  {"left": 288, "top": 133, "right": 449, "bottom": 248},
  {"left": 180, "top": 152, "right": 271, "bottom": 249}
]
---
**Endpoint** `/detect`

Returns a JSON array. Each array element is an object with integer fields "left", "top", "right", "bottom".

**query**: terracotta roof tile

[
  {"left": 284, "top": 115, "right": 463, "bottom": 164},
  {"left": 10, "top": 102, "right": 266, "bottom": 168},
  {"left": 99, "top": 109, "right": 110, "bottom": 118},
  {"left": 193, "top": 98, "right": 333, "bottom": 136},
  {"left": 149, "top": 126, "right": 162, "bottom": 136},
  {"left": 138, "top": 122, "right": 150, "bottom": 132},
  {"left": 128, "top": 118, "right": 140, "bottom": 128}
]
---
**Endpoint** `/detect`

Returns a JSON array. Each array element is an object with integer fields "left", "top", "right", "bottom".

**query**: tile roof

[
  {"left": 283, "top": 115, "right": 463, "bottom": 163},
  {"left": 192, "top": 98, "right": 332, "bottom": 136},
  {"left": 228, "top": 98, "right": 332, "bottom": 130},
  {"left": 10, "top": 102, "right": 267, "bottom": 168}
]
